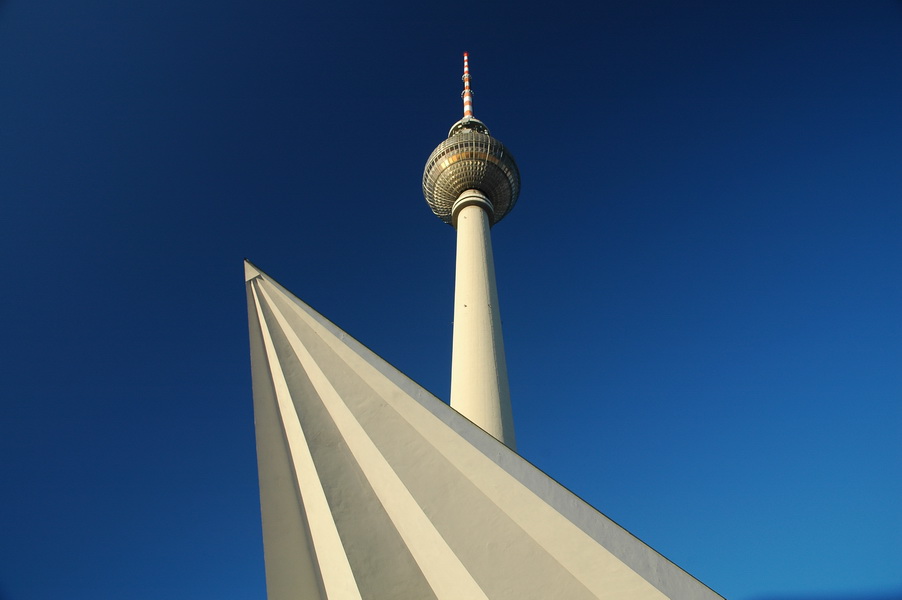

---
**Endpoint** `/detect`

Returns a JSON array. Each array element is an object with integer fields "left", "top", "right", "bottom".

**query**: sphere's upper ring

[{"left": 422, "top": 130, "right": 520, "bottom": 226}]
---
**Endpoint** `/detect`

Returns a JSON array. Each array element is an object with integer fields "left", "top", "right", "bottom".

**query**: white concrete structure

[
  {"left": 245, "top": 260, "right": 724, "bottom": 600},
  {"left": 449, "top": 193, "right": 515, "bottom": 448},
  {"left": 422, "top": 54, "right": 521, "bottom": 447}
]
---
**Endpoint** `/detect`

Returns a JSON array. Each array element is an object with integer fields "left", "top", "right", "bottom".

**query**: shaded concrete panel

[
  {"left": 259, "top": 297, "right": 437, "bottom": 600},
  {"left": 258, "top": 281, "right": 491, "bottom": 599},
  {"left": 246, "top": 283, "right": 325, "bottom": 600},
  {"left": 269, "top": 320, "right": 596, "bottom": 596},
  {"left": 345, "top": 386, "right": 600, "bottom": 599},
  {"left": 308, "top": 349, "right": 669, "bottom": 598}
]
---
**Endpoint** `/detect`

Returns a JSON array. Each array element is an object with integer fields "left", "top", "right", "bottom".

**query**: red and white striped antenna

[{"left": 462, "top": 52, "right": 473, "bottom": 118}]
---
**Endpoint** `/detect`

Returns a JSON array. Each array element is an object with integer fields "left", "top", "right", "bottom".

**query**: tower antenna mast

[{"left": 462, "top": 52, "right": 473, "bottom": 118}]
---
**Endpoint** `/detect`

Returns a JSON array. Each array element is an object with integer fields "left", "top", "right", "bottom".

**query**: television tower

[
  {"left": 245, "top": 53, "right": 723, "bottom": 600},
  {"left": 423, "top": 53, "right": 520, "bottom": 449}
]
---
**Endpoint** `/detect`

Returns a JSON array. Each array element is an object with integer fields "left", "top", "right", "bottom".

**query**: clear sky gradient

[{"left": 1, "top": 1, "right": 900, "bottom": 599}]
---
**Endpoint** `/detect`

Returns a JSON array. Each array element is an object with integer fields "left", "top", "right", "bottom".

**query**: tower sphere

[{"left": 422, "top": 56, "right": 520, "bottom": 227}]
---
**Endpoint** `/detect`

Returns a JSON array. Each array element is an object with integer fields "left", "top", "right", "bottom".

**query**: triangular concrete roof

[{"left": 245, "top": 260, "right": 724, "bottom": 600}]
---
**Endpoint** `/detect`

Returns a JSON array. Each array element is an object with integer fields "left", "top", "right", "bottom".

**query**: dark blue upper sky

[{"left": 1, "top": 1, "right": 900, "bottom": 599}]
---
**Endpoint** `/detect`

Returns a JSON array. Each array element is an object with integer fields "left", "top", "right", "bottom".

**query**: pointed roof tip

[{"left": 244, "top": 259, "right": 262, "bottom": 282}]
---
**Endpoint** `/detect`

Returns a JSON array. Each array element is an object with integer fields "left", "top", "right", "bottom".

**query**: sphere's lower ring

[{"left": 451, "top": 190, "right": 494, "bottom": 228}]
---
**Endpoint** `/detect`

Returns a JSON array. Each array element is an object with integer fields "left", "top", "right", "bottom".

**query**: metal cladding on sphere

[
  {"left": 423, "top": 53, "right": 520, "bottom": 227},
  {"left": 423, "top": 127, "right": 520, "bottom": 226}
]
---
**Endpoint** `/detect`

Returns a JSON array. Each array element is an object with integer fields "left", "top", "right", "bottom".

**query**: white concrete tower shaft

[{"left": 450, "top": 191, "right": 516, "bottom": 449}]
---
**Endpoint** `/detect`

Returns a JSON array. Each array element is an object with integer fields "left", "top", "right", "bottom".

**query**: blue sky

[{"left": 1, "top": 1, "right": 900, "bottom": 599}]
